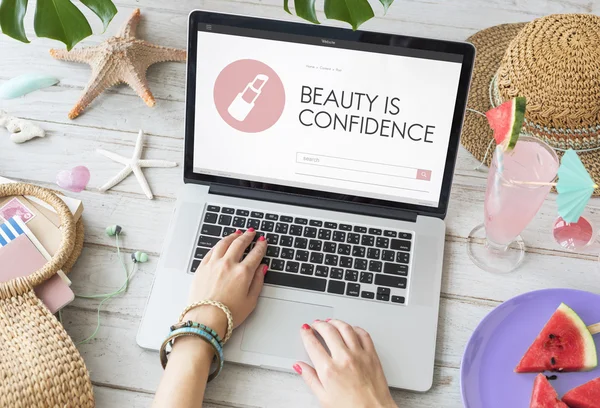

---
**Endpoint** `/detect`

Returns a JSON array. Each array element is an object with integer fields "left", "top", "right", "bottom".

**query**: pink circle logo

[{"left": 214, "top": 59, "right": 286, "bottom": 133}]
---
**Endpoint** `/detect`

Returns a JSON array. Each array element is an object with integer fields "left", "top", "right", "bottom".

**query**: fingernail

[
  {"left": 325, "top": 318, "right": 331, "bottom": 322},
  {"left": 248, "top": 227, "right": 255, "bottom": 232},
  {"left": 301, "top": 323, "right": 311, "bottom": 330},
  {"left": 292, "top": 364, "right": 302, "bottom": 375},
  {"left": 262, "top": 265, "right": 268, "bottom": 275},
  {"left": 258, "top": 235, "right": 266, "bottom": 242},
  {"left": 235, "top": 229, "right": 242, "bottom": 234},
  {"left": 314, "top": 319, "right": 320, "bottom": 323}
]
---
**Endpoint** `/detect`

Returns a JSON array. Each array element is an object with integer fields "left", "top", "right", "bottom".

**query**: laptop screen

[{"left": 192, "top": 23, "right": 464, "bottom": 208}]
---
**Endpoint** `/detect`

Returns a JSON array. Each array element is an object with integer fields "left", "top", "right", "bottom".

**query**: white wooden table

[{"left": 1, "top": 1, "right": 599, "bottom": 407}]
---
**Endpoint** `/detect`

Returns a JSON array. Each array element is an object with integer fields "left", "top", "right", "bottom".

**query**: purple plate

[{"left": 461, "top": 289, "right": 600, "bottom": 407}]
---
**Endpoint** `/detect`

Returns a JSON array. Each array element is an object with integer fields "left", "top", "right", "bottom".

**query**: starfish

[
  {"left": 97, "top": 129, "right": 177, "bottom": 199},
  {"left": 50, "top": 8, "right": 186, "bottom": 119}
]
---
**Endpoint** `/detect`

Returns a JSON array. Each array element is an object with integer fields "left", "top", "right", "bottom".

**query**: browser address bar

[{"left": 296, "top": 153, "right": 432, "bottom": 181}]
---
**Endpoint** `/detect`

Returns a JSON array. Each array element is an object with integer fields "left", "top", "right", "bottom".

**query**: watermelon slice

[
  {"left": 486, "top": 96, "right": 526, "bottom": 151},
  {"left": 516, "top": 303, "right": 597, "bottom": 373},
  {"left": 530, "top": 374, "right": 569, "bottom": 408},
  {"left": 562, "top": 377, "right": 600, "bottom": 408}
]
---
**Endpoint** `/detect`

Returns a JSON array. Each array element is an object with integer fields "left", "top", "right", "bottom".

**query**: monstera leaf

[
  {"left": 285, "top": 0, "right": 394, "bottom": 30},
  {"left": 0, "top": 0, "right": 117, "bottom": 49}
]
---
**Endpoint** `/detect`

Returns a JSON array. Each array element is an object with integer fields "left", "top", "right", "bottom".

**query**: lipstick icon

[{"left": 227, "top": 74, "right": 269, "bottom": 122}]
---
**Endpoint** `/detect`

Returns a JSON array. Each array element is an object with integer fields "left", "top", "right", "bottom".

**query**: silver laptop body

[{"left": 137, "top": 10, "right": 475, "bottom": 392}]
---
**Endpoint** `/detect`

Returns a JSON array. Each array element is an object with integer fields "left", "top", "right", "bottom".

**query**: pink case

[{"left": 0, "top": 235, "right": 74, "bottom": 313}]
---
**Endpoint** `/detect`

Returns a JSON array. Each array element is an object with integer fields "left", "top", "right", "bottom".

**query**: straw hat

[{"left": 462, "top": 14, "right": 600, "bottom": 195}]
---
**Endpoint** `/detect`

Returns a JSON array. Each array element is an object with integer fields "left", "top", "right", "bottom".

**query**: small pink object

[
  {"left": 552, "top": 216, "right": 595, "bottom": 251},
  {"left": 56, "top": 166, "right": 90, "bottom": 193}
]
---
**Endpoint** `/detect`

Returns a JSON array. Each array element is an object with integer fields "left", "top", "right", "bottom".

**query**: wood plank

[
  {"left": 3, "top": 128, "right": 598, "bottom": 303},
  {"left": 1, "top": 0, "right": 594, "bottom": 137},
  {"left": 10, "top": 0, "right": 579, "bottom": 112},
  {"left": 66, "top": 233, "right": 599, "bottom": 329},
  {"left": 93, "top": 386, "right": 155, "bottom": 408},
  {"left": 68, "top": 238, "right": 598, "bottom": 353},
  {"left": 115, "top": 0, "right": 476, "bottom": 40},
  {"left": 94, "top": 385, "right": 233, "bottom": 407},
  {"left": 4, "top": 166, "right": 595, "bottom": 262},
  {"left": 5, "top": 2, "right": 599, "bottom": 408},
  {"left": 0, "top": 85, "right": 185, "bottom": 138},
  {"left": 67, "top": 241, "right": 595, "bottom": 371},
  {"left": 0, "top": 121, "right": 182, "bottom": 197},
  {"left": 2, "top": 119, "right": 598, "bottom": 306},
  {"left": 1, "top": 116, "right": 596, "bottom": 221},
  {"left": 2, "top": 0, "right": 592, "bottom": 110},
  {"left": 0, "top": 6, "right": 188, "bottom": 102},
  {"left": 442, "top": 239, "right": 600, "bottom": 304},
  {"left": 62, "top": 304, "right": 464, "bottom": 407},
  {"left": 112, "top": 0, "right": 597, "bottom": 36},
  {"left": 0, "top": 90, "right": 491, "bottom": 184}
]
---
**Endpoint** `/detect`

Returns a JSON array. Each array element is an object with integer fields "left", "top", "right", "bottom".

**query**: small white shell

[{"left": 0, "top": 111, "right": 45, "bottom": 143}]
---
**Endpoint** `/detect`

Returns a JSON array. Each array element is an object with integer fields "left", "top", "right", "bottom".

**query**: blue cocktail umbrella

[{"left": 557, "top": 149, "right": 598, "bottom": 223}]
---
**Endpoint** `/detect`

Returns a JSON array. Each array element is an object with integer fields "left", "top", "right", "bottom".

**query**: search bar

[{"left": 296, "top": 153, "right": 431, "bottom": 181}]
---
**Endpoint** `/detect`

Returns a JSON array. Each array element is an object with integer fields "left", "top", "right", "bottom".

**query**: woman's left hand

[{"left": 183, "top": 229, "right": 268, "bottom": 337}]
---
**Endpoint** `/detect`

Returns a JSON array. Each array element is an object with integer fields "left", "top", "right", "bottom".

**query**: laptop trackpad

[{"left": 241, "top": 297, "right": 333, "bottom": 359}]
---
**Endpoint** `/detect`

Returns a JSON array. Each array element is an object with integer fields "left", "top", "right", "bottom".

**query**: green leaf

[
  {"left": 324, "top": 0, "right": 374, "bottom": 30},
  {"left": 34, "top": 0, "right": 92, "bottom": 50},
  {"left": 284, "top": 0, "right": 291, "bottom": 14},
  {"left": 379, "top": 0, "right": 394, "bottom": 13},
  {"left": 0, "top": 0, "right": 30, "bottom": 43},
  {"left": 80, "top": 0, "right": 117, "bottom": 31},
  {"left": 294, "top": 0, "right": 319, "bottom": 25}
]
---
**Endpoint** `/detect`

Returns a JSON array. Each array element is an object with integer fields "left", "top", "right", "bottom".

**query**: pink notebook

[{"left": 0, "top": 235, "right": 74, "bottom": 313}]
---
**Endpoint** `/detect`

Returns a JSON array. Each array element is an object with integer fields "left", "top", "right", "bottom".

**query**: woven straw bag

[{"left": 0, "top": 183, "right": 94, "bottom": 408}]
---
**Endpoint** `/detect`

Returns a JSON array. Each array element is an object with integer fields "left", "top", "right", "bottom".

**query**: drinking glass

[{"left": 467, "top": 136, "right": 559, "bottom": 273}]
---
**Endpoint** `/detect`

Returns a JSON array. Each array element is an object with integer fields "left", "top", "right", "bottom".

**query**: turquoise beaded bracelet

[
  {"left": 170, "top": 320, "right": 224, "bottom": 348},
  {"left": 160, "top": 327, "right": 225, "bottom": 381}
]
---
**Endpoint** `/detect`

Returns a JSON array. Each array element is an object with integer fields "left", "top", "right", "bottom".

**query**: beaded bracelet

[
  {"left": 179, "top": 300, "right": 233, "bottom": 344},
  {"left": 170, "top": 320, "right": 224, "bottom": 348},
  {"left": 160, "top": 327, "right": 224, "bottom": 381}
]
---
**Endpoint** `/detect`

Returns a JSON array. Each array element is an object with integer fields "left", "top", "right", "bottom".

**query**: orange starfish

[{"left": 50, "top": 9, "right": 186, "bottom": 119}]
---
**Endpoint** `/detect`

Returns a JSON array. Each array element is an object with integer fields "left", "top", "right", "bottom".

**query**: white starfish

[{"left": 97, "top": 129, "right": 177, "bottom": 199}]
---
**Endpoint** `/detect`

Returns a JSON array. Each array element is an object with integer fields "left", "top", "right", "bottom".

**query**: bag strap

[{"left": 0, "top": 183, "right": 75, "bottom": 299}]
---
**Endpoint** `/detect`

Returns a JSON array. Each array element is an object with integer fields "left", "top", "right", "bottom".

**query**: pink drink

[{"left": 484, "top": 137, "right": 559, "bottom": 246}]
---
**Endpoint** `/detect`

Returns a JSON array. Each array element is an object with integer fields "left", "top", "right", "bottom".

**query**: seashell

[{"left": 0, "top": 110, "right": 45, "bottom": 143}]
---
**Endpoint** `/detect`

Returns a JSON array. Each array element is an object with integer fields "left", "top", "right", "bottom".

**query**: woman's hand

[
  {"left": 295, "top": 320, "right": 397, "bottom": 408},
  {"left": 153, "top": 229, "right": 267, "bottom": 408},
  {"left": 183, "top": 228, "right": 267, "bottom": 338}
]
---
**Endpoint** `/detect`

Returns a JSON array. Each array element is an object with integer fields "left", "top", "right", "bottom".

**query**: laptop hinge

[{"left": 208, "top": 184, "right": 419, "bottom": 223}]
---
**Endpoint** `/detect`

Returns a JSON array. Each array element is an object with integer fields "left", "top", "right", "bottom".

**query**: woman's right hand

[{"left": 294, "top": 319, "right": 397, "bottom": 408}]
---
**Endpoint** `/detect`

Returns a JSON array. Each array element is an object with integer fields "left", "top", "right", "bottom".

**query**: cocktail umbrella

[{"left": 556, "top": 149, "right": 598, "bottom": 223}]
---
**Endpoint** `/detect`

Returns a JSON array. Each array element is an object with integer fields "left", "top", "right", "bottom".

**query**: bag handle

[{"left": 0, "top": 183, "right": 75, "bottom": 299}]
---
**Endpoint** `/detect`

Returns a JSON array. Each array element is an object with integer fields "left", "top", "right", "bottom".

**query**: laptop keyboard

[{"left": 189, "top": 204, "right": 413, "bottom": 305}]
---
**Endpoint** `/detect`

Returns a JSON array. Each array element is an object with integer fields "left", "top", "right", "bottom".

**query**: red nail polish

[
  {"left": 325, "top": 318, "right": 332, "bottom": 322},
  {"left": 258, "top": 235, "right": 266, "bottom": 242},
  {"left": 314, "top": 319, "right": 320, "bottom": 323},
  {"left": 235, "top": 229, "right": 242, "bottom": 234},
  {"left": 262, "top": 265, "right": 268, "bottom": 275},
  {"left": 301, "top": 323, "right": 311, "bottom": 330},
  {"left": 292, "top": 364, "right": 302, "bottom": 375},
  {"left": 248, "top": 227, "right": 255, "bottom": 232}
]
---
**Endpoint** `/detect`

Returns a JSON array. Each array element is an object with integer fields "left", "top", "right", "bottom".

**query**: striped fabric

[{"left": 0, "top": 217, "right": 26, "bottom": 247}]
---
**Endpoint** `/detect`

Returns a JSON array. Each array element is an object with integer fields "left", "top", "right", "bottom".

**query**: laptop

[{"left": 137, "top": 10, "right": 475, "bottom": 392}]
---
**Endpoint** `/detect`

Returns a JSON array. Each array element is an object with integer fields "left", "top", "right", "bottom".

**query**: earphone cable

[{"left": 59, "top": 233, "right": 139, "bottom": 345}]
